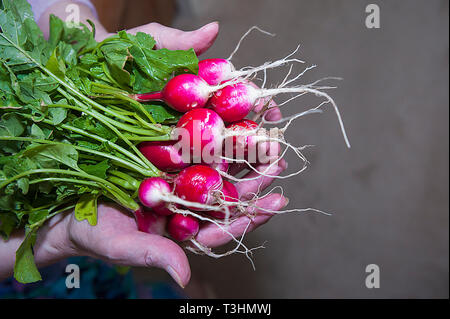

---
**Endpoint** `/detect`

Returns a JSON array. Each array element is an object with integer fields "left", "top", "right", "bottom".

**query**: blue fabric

[{"left": 0, "top": 257, "right": 186, "bottom": 299}]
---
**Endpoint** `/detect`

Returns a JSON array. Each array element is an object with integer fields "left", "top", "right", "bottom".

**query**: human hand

[
  {"left": 96, "top": 21, "right": 220, "bottom": 55},
  {"left": 19, "top": 10, "right": 287, "bottom": 287},
  {"left": 37, "top": 159, "right": 287, "bottom": 288}
]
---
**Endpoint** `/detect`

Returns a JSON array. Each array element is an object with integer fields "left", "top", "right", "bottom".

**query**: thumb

[
  {"left": 103, "top": 232, "right": 191, "bottom": 288},
  {"left": 128, "top": 22, "right": 219, "bottom": 55}
]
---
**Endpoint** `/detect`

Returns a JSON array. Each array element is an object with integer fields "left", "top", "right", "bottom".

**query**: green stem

[
  {"left": 2, "top": 169, "right": 138, "bottom": 211},
  {"left": 57, "top": 89, "right": 160, "bottom": 175},
  {"left": 1, "top": 32, "right": 165, "bottom": 175},
  {"left": 48, "top": 103, "right": 160, "bottom": 136},
  {"left": 123, "top": 134, "right": 173, "bottom": 141},
  {"left": 0, "top": 136, "right": 151, "bottom": 176},
  {"left": 17, "top": 113, "right": 153, "bottom": 173},
  {"left": 1, "top": 34, "right": 164, "bottom": 176},
  {"left": 90, "top": 83, "right": 158, "bottom": 125},
  {"left": 75, "top": 66, "right": 113, "bottom": 84},
  {"left": 109, "top": 170, "right": 140, "bottom": 188},
  {"left": 107, "top": 176, "right": 137, "bottom": 191},
  {"left": 2, "top": 169, "right": 121, "bottom": 195}
]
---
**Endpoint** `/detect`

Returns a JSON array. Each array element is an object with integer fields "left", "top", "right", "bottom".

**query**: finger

[
  {"left": 97, "top": 231, "right": 191, "bottom": 288},
  {"left": 263, "top": 106, "right": 282, "bottom": 121},
  {"left": 253, "top": 99, "right": 277, "bottom": 114},
  {"left": 195, "top": 193, "right": 287, "bottom": 248},
  {"left": 128, "top": 22, "right": 219, "bottom": 55},
  {"left": 228, "top": 162, "right": 249, "bottom": 176},
  {"left": 256, "top": 139, "right": 281, "bottom": 164},
  {"left": 235, "top": 159, "right": 287, "bottom": 200}
]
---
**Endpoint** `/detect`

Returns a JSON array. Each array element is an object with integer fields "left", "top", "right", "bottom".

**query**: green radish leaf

[
  {"left": 22, "top": 144, "right": 79, "bottom": 170},
  {"left": 144, "top": 103, "right": 181, "bottom": 123},
  {"left": 2, "top": 156, "right": 37, "bottom": 178},
  {"left": 14, "top": 227, "right": 42, "bottom": 284},
  {"left": 75, "top": 192, "right": 99, "bottom": 226},
  {"left": 28, "top": 210, "right": 49, "bottom": 225},
  {"left": 80, "top": 53, "right": 98, "bottom": 66},
  {"left": 49, "top": 107, "right": 67, "bottom": 125},
  {"left": 0, "top": 113, "right": 25, "bottom": 137},
  {"left": 30, "top": 124, "right": 46, "bottom": 139},
  {"left": 0, "top": 0, "right": 51, "bottom": 70},
  {"left": 0, "top": 212, "right": 18, "bottom": 239},
  {"left": 45, "top": 49, "right": 66, "bottom": 79},
  {"left": 80, "top": 160, "right": 110, "bottom": 179},
  {"left": 48, "top": 14, "right": 96, "bottom": 54},
  {"left": 101, "top": 42, "right": 132, "bottom": 87},
  {"left": 17, "top": 177, "right": 29, "bottom": 194}
]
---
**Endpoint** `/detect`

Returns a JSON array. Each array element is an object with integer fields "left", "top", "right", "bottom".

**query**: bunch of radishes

[{"left": 132, "top": 31, "right": 350, "bottom": 258}]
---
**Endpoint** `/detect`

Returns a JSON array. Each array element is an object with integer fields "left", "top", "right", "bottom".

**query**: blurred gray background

[{"left": 137, "top": 0, "right": 449, "bottom": 298}]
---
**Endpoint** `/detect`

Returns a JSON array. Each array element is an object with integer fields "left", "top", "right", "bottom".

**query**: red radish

[
  {"left": 138, "top": 177, "right": 171, "bottom": 209},
  {"left": 135, "top": 207, "right": 166, "bottom": 235},
  {"left": 197, "top": 48, "right": 303, "bottom": 85},
  {"left": 134, "top": 74, "right": 218, "bottom": 113},
  {"left": 207, "top": 82, "right": 260, "bottom": 123},
  {"left": 138, "top": 141, "right": 189, "bottom": 172},
  {"left": 173, "top": 108, "right": 275, "bottom": 164},
  {"left": 198, "top": 59, "right": 235, "bottom": 85},
  {"left": 224, "top": 119, "right": 281, "bottom": 163},
  {"left": 174, "top": 108, "right": 225, "bottom": 163},
  {"left": 138, "top": 166, "right": 226, "bottom": 213},
  {"left": 173, "top": 165, "right": 223, "bottom": 209},
  {"left": 167, "top": 213, "right": 200, "bottom": 241},
  {"left": 153, "top": 202, "right": 175, "bottom": 216},
  {"left": 207, "top": 180, "right": 239, "bottom": 219},
  {"left": 197, "top": 26, "right": 278, "bottom": 85},
  {"left": 225, "top": 119, "right": 260, "bottom": 159}
]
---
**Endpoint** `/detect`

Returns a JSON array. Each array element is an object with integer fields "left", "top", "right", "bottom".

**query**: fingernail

[
  {"left": 167, "top": 266, "right": 185, "bottom": 289},
  {"left": 202, "top": 21, "right": 219, "bottom": 30}
]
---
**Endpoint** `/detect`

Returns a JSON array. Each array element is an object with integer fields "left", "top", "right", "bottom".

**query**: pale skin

[{"left": 0, "top": 1, "right": 287, "bottom": 288}]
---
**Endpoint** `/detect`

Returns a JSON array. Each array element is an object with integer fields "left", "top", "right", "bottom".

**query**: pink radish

[
  {"left": 225, "top": 119, "right": 281, "bottom": 162},
  {"left": 197, "top": 26, "right": 279, "bottom": 85},
  {"left": 173, "top": 108, "right": 276, "bottom": 164},
  {"left": 167, "top": 213, "right": 200, "bottom": 241},
  {"left": 225, "top": 119, "right": 260, "bottom": 159},
  {"left": 138, "top": 177, "right": 171, "bottom": 209},
  {"left": 153, "top": 204, "right": 174, "bottom": 216},
  {"left": 135, "top": 207, "right": 167, "bottom": 235},
  {"left": 206, "top": 180, "right": 239, "bottom": 219},
  {"left": 197, "top": 45, "right": 302, "bottom": 86},
  {"left": 138, "top": 166, "right": 225, "bottom": 213},
  {"left": 173, "top": 165, "right": 223, "bottom": 209},
  {"left": 138, "top": 141, "right": 189, "bottom": 172},
  {"left": 133, "top": 74, "right": 220, "bottom": 113},
  {"left": 198, "top": 59, "right": 235, "bottom": 85},
  {"left": 174, "top": 108, "right": 225, "bottom": 163},
  {"left": 207, "top": 82, "right": 260, "bottom": 123}
]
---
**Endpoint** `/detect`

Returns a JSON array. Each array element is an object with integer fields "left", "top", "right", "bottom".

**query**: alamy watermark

[
  {"left": 65, "top": 4, "right": 81, "bottom": 27},
  {"left": 365, "top": 264, "right": 380, "bottom": 289},
  {"left": 65, "top": 263, "right": 80, "bottom": 289},
  {"left": 365, "top": 4, "right": 380, "bottom": 29}
]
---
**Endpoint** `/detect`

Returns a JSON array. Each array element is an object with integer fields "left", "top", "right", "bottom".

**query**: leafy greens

[{"left": 0, "top": 0, "right": 198, "bottom": 283}]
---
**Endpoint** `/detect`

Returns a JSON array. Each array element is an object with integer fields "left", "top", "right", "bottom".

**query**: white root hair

[{"left": 227, "top": 26, "right": 276, "bottom": 61}]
